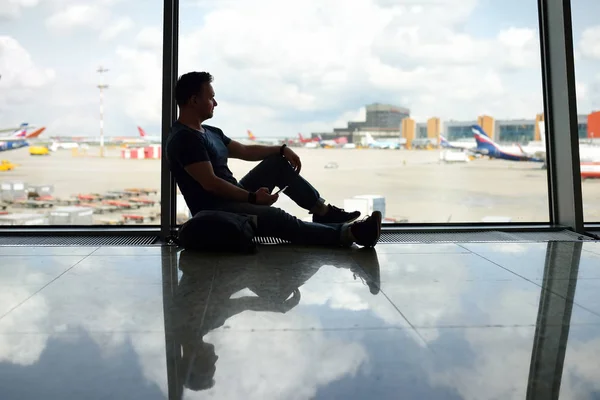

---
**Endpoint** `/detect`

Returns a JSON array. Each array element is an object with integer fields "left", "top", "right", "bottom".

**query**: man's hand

[
  {"left": 255, "top": 187, "right": 278, "bottom": 206},
  {"left": 283, "top": 146, "right": 302, "bottom": 173}
]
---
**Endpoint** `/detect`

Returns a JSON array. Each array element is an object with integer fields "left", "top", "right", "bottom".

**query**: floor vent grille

[
  {"left": 0, "top": 235, "right": 160, "bottom": 246},
  {"left": 376, "top": 230, "right": 592, "bottom": 243},
  {"left": 256, "top": 229, "right": 594, "bottom": 245}
]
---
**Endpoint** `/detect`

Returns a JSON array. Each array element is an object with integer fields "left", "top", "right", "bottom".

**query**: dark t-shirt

[{"left": 166, "top": 121, "right": 238, "bottom": 215}]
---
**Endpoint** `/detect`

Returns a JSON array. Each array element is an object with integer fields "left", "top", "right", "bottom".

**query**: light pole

[{"left": 97, "top": 66, "right": 109, "bottom": 157}]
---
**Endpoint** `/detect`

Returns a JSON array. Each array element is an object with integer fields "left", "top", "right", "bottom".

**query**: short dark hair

[{"left": 175, "top": 72, "right": 213, "bottom": 107}]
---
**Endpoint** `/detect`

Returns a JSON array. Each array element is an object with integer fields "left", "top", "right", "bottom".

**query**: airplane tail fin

[
  {"left": 25, "top": 127, "right": 45, "bottom": 139},
  {"left": 298, "top": 133, "right": 304, "bottom": 141},
  {"left": 439, "top": 135, "right": 451, "bottom": 148},
  {"left": 138, "top": 126, "right": 146, "bottom": 137},
  {"left": 12, "top": 123, "right": 29, "bottom": 138},
  {"left": 472, "top": 124, "right": 499, "bottom": 152}
]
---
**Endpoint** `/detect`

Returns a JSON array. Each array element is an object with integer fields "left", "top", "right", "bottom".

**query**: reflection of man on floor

[
  {"left": 172, "top": 249, "right": 381, "bottom": 391},
  {"left": 173, "top": 252, "right": 315, "bottom": 391},
  {"left": 166, "top": 71, "right": 382, "bottom": 247}
]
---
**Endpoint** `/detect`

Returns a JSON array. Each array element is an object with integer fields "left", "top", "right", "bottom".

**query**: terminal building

[
  {"left": 315, "top": 105, "right": 600, "bottom": 148},
  {"left": 443, "top": 113, "right": 592, "bottom": 143},
  {"left": 314, "top": 103, "right": 411, "bottom": 144}
]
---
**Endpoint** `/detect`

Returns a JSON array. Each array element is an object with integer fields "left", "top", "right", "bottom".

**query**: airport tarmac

[{"left": 1, "top": 145, "right": 600, "bottom": 225}]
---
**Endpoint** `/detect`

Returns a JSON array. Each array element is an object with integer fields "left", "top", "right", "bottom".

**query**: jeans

[{"left": 211, "top": 155, "right": 346, "bottom": 246}]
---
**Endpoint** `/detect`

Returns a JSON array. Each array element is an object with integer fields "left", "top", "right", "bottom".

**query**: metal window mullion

[
  {"left": 160, "top": 0, "right": 179, "bottom": 242},
  {"left": 538, "top": 0, "right": 584, "bottom": 233}
]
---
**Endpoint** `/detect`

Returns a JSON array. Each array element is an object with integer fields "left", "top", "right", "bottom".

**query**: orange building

[
  {"left": 427, "top": 117, "right": 441, "bottom": 144},
  {"left": 588, "top": 111, "right": 600, "bottom": 139},
  {"left": 477, "top": 115, "right": 495, "bottom": 139},
  {"left": 402, "top": 118, "right": 416, "bottom": 149}
]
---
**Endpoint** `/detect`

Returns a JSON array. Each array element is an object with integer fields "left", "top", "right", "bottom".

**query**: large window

[
  {"left": 174, "top": 0, "right": 549, "bottom": 224},
  {"left": 0, "top": 1, "right": 162, "bottom": 227},
  {"left": 571, "top": 0, "right": 600, "bottom": 223}
]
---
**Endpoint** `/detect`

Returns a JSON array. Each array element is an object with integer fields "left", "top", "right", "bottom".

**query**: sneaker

[
  {"left": 350, "top": 211, "right": 382, "bottom": 248},
  {"left": 313, "top": 205, "right": 361, "bottom": 224}
]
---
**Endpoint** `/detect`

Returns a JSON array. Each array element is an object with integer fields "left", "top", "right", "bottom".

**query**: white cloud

[
  {"left": 0, "top": 0, "right": 40, "bottom": 19},
  {"left": 45, "top": 4, "right": 110, "bottom": 31},
  {"left": 100, "top": 16, "right": 134, "bottom": 41},
  {"left": 496, "top": 27, "right": 540, "bottom": 70},
  {"left": 115, "top": 0, "right": 518, "bottom": 135},
  {"left": 0, "top": 36, "right": 55, "bottom": 118},
  {"left": 0, "top": 36, "right": 55, "bottom": 89},
  {"left": 134, "top": 26, "right": 162, "bottom": 50},
  {"left": 112, "top": 44, "right": 163, "bottom": 126},
  {"left": 579, "top": 26, "right": 600, "bottom": 60}
]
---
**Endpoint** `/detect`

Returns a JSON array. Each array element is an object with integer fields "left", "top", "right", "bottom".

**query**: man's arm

[
  {"left": 172, "top": 131, "right": 251, "bottom": 202},
  {"left": 185, "top": 161, "right": 250, "bottom": 202},
  {"left": 227, "top": 140, "right": 280, "bottom": 161}
]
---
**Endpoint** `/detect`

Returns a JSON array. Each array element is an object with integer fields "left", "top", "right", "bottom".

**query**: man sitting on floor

[{"left": 165, "top": 71, "right": 381, "bottom": 247}]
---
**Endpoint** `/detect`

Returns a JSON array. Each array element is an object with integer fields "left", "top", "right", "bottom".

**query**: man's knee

[{"left": 263, "top": 154, "right": 290, "bottom": 169}]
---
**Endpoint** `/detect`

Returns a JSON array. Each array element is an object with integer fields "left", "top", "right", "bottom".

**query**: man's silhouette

[{"left": 165, "top": 71, "right": 382, "bottom": 247}]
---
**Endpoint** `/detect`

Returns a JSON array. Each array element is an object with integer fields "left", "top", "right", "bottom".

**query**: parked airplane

[
  {"left": 246, "top": 130, "right": 284, "bottom": 145},
  {"left": 0, "top": 123, "right": 29, "bottom": 138},
  {"left": 317, "top": 134, "right": 349, "bottom": 148},
  {"left": 137, "top": 126, "right": 162, "bottom": 144},
  {"left": 298, "top": 133, "right": 320, "bottom": 144},
  {"left": 472, "top": 125, "right": 544, "bottom": 162},
  {"left": 364, "top": 133, "right": 401, "bottom": 149},
  {"left": 0, "top": 122, "right": 35, "bottom": 135},
  {"left": 0, "top": 125, "right": 47, "bottom": 152},
  {"left": 518, "top": 121, "right": 600, "bottom": 163},
  {"left": 440, "top": 135, "right": 476, "bottom": 152}
]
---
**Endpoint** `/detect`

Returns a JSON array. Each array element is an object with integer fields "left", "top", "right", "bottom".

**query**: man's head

[{"left": 175, "top": 71, "right": 218, "bottom": 121}]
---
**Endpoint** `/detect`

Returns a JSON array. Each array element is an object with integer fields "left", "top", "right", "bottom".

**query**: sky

[{"left": 0, "top": 0, "right": 599, "bottom": 139}]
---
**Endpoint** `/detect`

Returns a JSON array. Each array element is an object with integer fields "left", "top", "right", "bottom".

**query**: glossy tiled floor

[{"left": 1, "top": 241, "right": 600, "bottom": 399}]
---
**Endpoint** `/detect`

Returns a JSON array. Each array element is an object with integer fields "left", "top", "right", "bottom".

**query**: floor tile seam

[
  {"left": 456, "top": 243, "right": 477, "bottom": 253},
  {"left": 582, "top": 249, "right": 600, "bottom": 256},
  {"left": 467, "top": 251, "right": 548, "bottom": 284},
  {"left": 376, "top": 287, "right": 429, "bottom": 347},
  {"left": 86, "top": 255, "right": 166, "bottom": 258},
  {"left": 0, "top": 254, "right": 97, "bottom": 257},
  {"left": 0, "top": 330, "right": 166, "bottom": 334},
  {"left": 191, "top": 326, "right": 416, "bottom": 333},
  {"left": 372, "top": 251, "right": 473, "bottom": 255},
  {"left": 412, "top": 322, "right": 600, "bottom": 329},
  {"left": 4, "top": 323, "right": 599, "bottom": 335},
  {"left": 0, "top": 253, "right": 95, "bottom": 321},
  {"left": 471, "top": 252, "right": 600, "bottom": 319}
]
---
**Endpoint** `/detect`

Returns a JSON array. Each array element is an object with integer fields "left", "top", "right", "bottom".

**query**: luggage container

[
  {"left": 1, "top": 181, "right": 27, "bottom": 202},
  {"left": 49, "top": 206, "right": 94, "bottom": 225},
  {"left": 0, "top": 213, "right": 48, "bottom": 225},
  {"left": 27, "top": 184, "right": 54, "bottom": 198}
]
